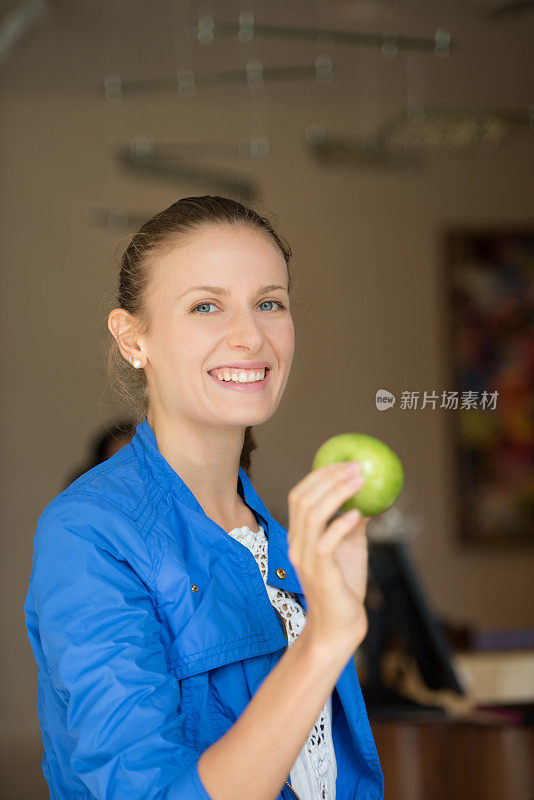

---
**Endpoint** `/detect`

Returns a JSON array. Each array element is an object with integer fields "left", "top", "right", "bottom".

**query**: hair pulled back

[{"left": 104, "top": 195, "right": 294, "bottom": 475}]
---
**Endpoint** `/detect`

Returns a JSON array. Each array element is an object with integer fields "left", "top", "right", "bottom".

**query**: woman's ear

[{"left": 108, "top": 308, "right": 143, "bottom": 364}]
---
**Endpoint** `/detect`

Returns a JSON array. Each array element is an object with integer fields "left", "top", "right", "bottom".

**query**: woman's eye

[
  {"left": 192, "top": 302, "right": 217, "bottom": 314},
  {"left": 258, "top": 299, "right": 287, "bottom": 311},
  {"left": 191, "top": 299, "right": 287, "bottom": 314}
]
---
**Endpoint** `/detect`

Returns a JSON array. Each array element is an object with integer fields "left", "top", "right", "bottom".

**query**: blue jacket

[{"left": 24, "top": 416, "right": 385, "bottom": 800}]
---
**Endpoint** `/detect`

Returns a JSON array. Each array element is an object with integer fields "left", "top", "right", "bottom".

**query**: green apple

[{"left": 312, "top": 433, "right": 404, "bottom": 517}]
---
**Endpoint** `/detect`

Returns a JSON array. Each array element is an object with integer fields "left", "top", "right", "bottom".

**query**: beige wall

[{"left": 1, "top": 1, "right": 533, "bottom": 786}]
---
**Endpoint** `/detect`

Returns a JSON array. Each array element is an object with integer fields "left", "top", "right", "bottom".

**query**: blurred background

[{"left": 1, "top": 0, "right": 533, "bottom": 797}]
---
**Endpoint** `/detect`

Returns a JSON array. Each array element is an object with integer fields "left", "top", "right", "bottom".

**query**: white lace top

[{"left": 227, "top": 523, "right": 337, "bottom": 800}]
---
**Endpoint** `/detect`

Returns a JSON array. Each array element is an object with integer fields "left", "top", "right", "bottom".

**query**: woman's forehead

[{"left": 151, "top": 226, "right": 287, "bottom": 293}]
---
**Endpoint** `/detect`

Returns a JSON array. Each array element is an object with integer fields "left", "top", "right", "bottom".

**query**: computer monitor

[{"left": 361, "top": 540, "right": 466, "bottom": 715}]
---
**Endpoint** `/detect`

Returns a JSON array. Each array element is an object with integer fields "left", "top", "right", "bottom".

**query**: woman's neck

[{"left": 146, "top": 409, "right": 247, "bottom": 523}]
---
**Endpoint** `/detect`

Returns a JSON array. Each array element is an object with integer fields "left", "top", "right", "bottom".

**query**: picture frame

[{"left": 443, "top": 228, "right": 534, "bottom": 548}]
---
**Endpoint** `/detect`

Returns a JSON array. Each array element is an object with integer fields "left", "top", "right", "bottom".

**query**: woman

[{"left": 24, "top": 196, "right": 384, "bottom": 800}]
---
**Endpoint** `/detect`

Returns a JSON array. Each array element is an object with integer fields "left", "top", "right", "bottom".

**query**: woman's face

[{"left": 141, "top": 224, "right": 295, "bottom": 431}]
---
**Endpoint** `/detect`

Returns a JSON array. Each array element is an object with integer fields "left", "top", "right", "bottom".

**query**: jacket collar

[{"left": 130, "top": 416, "right": 305, "bottom": 598}]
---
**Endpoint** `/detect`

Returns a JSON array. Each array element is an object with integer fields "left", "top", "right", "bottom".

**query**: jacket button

[
  {"left": 276, "top": 568, "right": 286, "bottom": 579},
  {"left": 191, "top": 584, "right": 199, "bottom": 592}
]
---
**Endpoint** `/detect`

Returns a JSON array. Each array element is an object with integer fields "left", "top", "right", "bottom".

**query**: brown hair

[{"left": 103, "top": 195, "right": 295, "bottom": 476}]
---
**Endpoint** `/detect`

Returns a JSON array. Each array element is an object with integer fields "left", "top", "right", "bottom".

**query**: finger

[
  {"left": 317, "top": 509, "right": 364, "bottom": 557},
  {"left": 303, "top": 508, "right": 365, "bottom": 585},
  {"left": 289, "top": 467, "right": 363, "bottom": 560},
  {"left": 288, "top": 462, "right": 361, "bottom": 547},
  {"left": 297, "top": 474, "right": 365, "bottom": 568},
  {"left": 290, "top": 462, "right": 358, "bottom": 509},
  {"left": 308, "top": 472, "right": 365, "bottom": 531}
]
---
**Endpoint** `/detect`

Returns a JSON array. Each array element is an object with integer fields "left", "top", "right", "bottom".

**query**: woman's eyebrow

[{"left": 178, "top": 284, "right": 288, "bottom": 299}]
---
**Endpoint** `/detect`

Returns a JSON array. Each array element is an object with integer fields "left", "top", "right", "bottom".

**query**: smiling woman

[
  {"left": 104, "top": 195, "right": 295, "bottom": 476},
  {"left": 24, "top": 194, "right": 385, "bottom": 800}
]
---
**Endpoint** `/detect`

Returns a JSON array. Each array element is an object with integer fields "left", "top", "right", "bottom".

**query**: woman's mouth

[{"left": 207, "top": 367, "right": 271, "bottom": 393}]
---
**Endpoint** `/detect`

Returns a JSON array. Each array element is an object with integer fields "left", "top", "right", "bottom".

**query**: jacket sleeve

[{"left": 28, "top": 499, "right": 214, "bottom": 800}]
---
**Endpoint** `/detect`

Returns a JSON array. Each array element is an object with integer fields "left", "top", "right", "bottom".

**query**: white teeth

[{"left": 213, "top": 367, "right": 266, "bottom": 383}]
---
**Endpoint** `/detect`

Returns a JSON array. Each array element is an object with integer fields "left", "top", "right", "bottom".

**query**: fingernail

[{"left": 344, "top": 461, "right": 361, "bottom": 474}]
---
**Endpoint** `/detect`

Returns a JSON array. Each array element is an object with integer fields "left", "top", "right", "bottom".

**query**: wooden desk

[{"left": 369, "top": 713, "right": 534, "bottom": 800}]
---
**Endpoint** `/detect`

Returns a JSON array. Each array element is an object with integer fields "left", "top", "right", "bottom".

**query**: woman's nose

[{"left": 227, "top": 311, "right": 264, "bottom": 348}]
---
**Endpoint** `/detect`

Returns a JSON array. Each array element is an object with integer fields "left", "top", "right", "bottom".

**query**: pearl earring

[{"left": 129, "top": 356, "right": 143, "bottom": 369}]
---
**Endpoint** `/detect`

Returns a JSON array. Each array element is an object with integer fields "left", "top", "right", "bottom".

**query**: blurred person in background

[{"left": 65, "top": 419, "right": 136, "bottom": 488}]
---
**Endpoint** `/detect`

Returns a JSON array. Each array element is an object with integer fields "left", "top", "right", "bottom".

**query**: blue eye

[
  {"left": 192, "top": 302, "right": 217, "bottom": 314},
  {"left": 258, "top": 300, "right": 287, "bottom": 311},
  {"left": 191, "top": 299, "right": 287, "bottom": 314}
]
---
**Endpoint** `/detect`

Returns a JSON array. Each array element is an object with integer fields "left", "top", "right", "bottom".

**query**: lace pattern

[{"left": 227, "top": 523, "right": 337, "bottom": 800}]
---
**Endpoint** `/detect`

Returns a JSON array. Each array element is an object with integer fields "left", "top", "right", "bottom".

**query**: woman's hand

[{"left": 287, "top": 462, "right": 370, "bottom": 653}]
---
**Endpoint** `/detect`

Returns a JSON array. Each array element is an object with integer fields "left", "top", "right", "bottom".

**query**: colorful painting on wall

[{"left": 445, "top": 229, "right": 534, "bottom": 547}]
